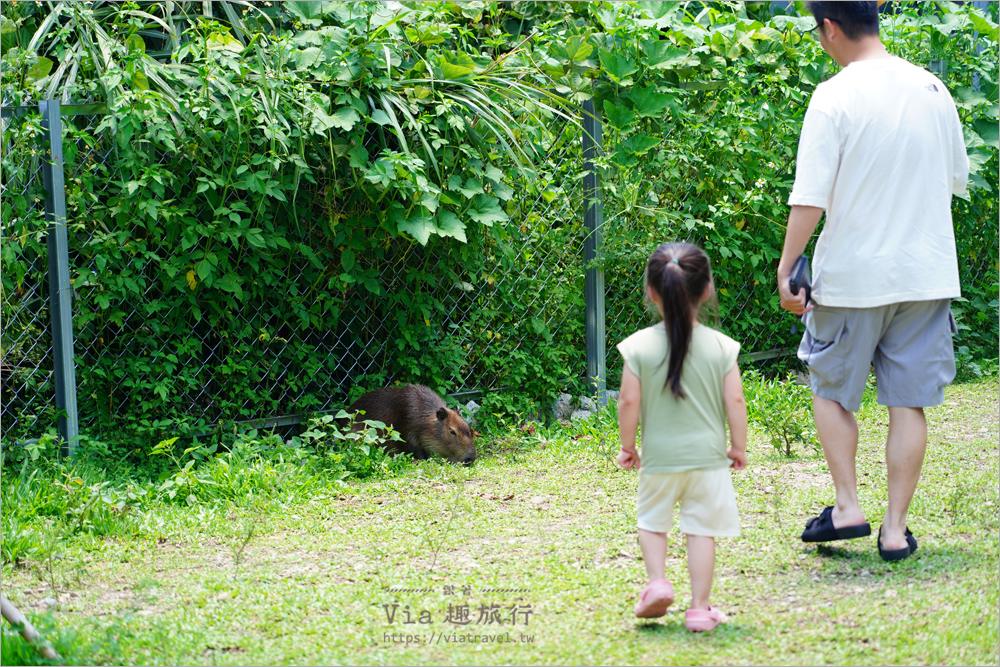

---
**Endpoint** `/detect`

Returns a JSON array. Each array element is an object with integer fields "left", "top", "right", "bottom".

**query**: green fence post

[
  {"left": 582, "top": 98, "right": 607, "bottom": 406},
  {"left": 41, "top": 99, "right": 79, "bottom": 456}
]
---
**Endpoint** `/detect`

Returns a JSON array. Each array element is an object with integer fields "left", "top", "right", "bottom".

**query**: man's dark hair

[{"left": 806, "top": 1, "right": 880, "bottom": 40}]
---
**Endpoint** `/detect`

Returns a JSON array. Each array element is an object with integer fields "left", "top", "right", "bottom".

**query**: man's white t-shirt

[{"left": 789, "top": 55, "right": 969, "bottom": 308}]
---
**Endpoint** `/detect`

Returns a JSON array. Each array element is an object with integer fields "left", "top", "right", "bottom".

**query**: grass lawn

[{"left": 2, "top": 377, "right": 998, "bottom": 666}]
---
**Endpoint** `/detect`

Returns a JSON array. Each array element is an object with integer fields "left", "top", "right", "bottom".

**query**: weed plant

[{"left": 744, "top": 370, "right": 819, "bottom": 457}]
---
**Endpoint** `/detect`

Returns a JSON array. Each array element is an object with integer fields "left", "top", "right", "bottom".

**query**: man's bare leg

[
  {"left": 881, "top": 406, "right": 927, "bottom": 551},
  {"left": 813, "top": 395, "right": 868, "bottom": 528}
]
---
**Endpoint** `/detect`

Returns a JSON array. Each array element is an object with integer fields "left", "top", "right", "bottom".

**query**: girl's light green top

[{"left": 617, "top": 323, "right": 740, "bottom": 474}]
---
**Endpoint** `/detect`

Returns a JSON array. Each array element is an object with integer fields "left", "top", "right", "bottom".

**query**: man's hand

[
  {"left": 778, "top": 270, "right": 813, "bottom": 316},
  {"left": 778, "top": 205, "right": 824, "bottom": 316}
]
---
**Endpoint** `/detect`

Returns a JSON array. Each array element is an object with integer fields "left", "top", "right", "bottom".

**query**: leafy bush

[
  {"left": 744, "top": 370, "right": 818, "bottom": 457},
  {"left": 149, "top": 414, "right": 407, "bottom": 506},
  {"left": 0, "top": 511, "right": 43, "bottom": 567},
  {"left": 194, "top": 432, "right": 327, "bottom": 503},
  {"left": 290, "top": 413, "right": 411, "bottom": 479}
]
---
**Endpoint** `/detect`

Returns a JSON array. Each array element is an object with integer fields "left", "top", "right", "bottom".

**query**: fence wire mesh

[
  {"left": 1, "top": 101, "right": 589, "bottom": 442},
  {"left": 1, "top": 109, "right": 55, "bottom": 440}
]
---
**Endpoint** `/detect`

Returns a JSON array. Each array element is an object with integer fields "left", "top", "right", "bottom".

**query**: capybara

[{"left": 346, "top": 384, "right": 476, "bottom": 465}]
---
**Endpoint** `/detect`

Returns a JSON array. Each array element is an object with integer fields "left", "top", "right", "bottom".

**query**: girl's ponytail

[{"left": 645, "top": 244, "right": 715, "bottom": 398}]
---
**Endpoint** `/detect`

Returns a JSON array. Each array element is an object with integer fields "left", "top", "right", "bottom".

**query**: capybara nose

[{"left": 461, "top": 452, "right": 477, "bottom": 466}]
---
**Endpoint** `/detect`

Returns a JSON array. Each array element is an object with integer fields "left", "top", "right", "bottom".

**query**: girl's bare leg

[
  {"left": 638, "top": 529, "right": 668, "bottom": 582},
  {"left": 686, "top": 534, "right": 715, "bottom": 609}
]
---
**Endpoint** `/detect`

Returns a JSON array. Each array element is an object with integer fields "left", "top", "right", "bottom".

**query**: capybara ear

[
  {"left": 473, "top": 429, "right": 482, "bottom": 439},
  {"left": 436, "top": 407, "right": 448, "bottom": 421}
]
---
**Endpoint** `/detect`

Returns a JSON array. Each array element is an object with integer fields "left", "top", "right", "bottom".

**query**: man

[{"left": 777, "top": 2, "right": 969, "bottom": 561}]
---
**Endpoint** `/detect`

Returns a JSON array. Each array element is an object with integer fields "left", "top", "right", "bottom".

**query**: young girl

[{"left": 616, "top": 242, "right": 748, "bottom": 632}]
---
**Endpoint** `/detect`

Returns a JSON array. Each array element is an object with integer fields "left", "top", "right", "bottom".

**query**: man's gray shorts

[{"left": 797, "top": 299, "right": 957, "bottom": 412}]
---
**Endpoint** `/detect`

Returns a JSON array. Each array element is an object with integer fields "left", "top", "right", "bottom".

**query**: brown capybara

[{"left": 346, "top": 384, "right": 476, "bottom": 465}]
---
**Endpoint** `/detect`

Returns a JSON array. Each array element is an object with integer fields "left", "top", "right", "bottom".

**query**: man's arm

[{"left": 777, "top": 205, "right": 824, "bottom": 315}]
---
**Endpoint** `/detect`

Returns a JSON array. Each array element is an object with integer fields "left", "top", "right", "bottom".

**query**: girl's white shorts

[{"left": 636, "top": 466, "right": 740, "bottom": 537}]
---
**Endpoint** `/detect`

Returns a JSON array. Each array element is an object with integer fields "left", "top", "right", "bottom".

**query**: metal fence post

[
  {"left": 582, "top": 98, "right": 606, "bottom": 406},
  {"left": 40, "top": 99, "right": 79, "bottom": 456}
]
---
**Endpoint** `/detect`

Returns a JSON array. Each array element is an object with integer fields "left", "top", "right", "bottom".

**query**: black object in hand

[{"left": 789, "top": 255, "right": 811, "bottom": 304}]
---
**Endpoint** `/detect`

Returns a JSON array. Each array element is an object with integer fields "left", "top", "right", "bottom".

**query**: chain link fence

[
  {"left": 1, "top": 108, "right": 54, "bottom": 439},
  {"left": 1, "top": 99, "right": 590, "bottom": 444}
]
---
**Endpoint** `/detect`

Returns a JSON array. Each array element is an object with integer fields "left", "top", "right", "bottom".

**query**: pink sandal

[
  {"left": 634, "top": 579, "right": 675, "bottom": 618},
  {"left": 685, "top": 605, "right": 727, "bottom": 632}
]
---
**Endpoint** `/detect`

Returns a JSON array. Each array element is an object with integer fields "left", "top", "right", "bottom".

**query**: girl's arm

[
  {"left": 723, "top": 362, "right": 748, "bottom": 470},
  {"left": 617, "top": 364, "right": 641, "bottom": 470}
]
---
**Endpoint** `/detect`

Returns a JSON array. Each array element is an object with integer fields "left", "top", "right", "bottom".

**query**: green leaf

[
  {"left": 284, "top": 1, "right": 337, "bottom": 27},
  {"left": 207, "top": 33, "right": 244, "bottom": 52},
  {"left": 800, "top": 61, "right": 829, "bottom": 86},
  {"left": 598, "top": 49, "right": 639, "bottom": 85},
  {"left": 440, "top": 52, "right": 477, "bottom": 79},
  {"left": 313, "top": 106, "right": 360, "bottom": 132},
  {"left": 628, "top": 86, "right": 676, "bottom": 118},
  {"left": 967, "top": 149, "right": 991, "bottom": 175},
  {"left": 603, "top": 101, "right": 635, "bottom": 130},
  {"left": 419, "top": 192, "right": 439, "bottom": 213},
  {"left": 562, "top": 35, "right": 594, "bottom": 62},
  {"left": 965, "top": 125, "right": 987, "bottom": 149},
  {"left": 348, "top": 145, "right": 369, "bottom": 169},
  {"left": 405, "top": 25, "right": 447, "bottom": 45},
  {"left": 398, "top": 209, "right": 437, "bottom": 245},
  {"left": 931, "top": 12, "right": 969, "bottom": 37},
  {"left": 969, "top": 10, "right": 999, "bottom": 41},
  {"left": 771, "top": 15, "right": 816, "bottom": 32},
  {"left": 637, "top": 1, "right": 680, "bottom": 20},
  {"left": 620, "top": 133, "right": 660, "bottom": 155},
  {"left": 491, "top": 182, "right": 514, "bottom": 201},
  {"left": 370, "top": 109, "right": 391, "bottom": 126},
  {"left": 973, "top": 118, "right": 999, "bottom": 149},
  {"left": 245, "top": 229, "right": 267, "bottom": 249},
  {"left": 215, "top": 275, "right": 244, "bottom": 300},
  {"left": 25, "top": 56, "right": 53, "bottom": 80},
  {"left": 364, "top": 158, "right": 395, "bottom": 187},
  {"left": 458, "top": 0, "right": 486, "bottom": 20},
  {"left": 596, "top": 7, "right": 619, "bottom": 29},
  {"left": 293, "top": 47, "right": 323, "bottom": 69},
  {"left": 341, "top": 249, "right": 356, "bottom": 272},
  {"left": 467, "top": 194, "right": 507, "bottom": 226},
  {"left": 753, "top": 26, "right": 783, "bottom": 41},
  {"left": 956, "top": 88, "right": 989, "bottom": 109},
  {"left": 131, "top": 71, "right": 150, "bottom": 91},
  {"left": 125, "top": 35, "right": 146, "bottom": 54},
  {"left": 641, "top": 41, "right": 694, "bottom": 70},
  {"left": 458, "top": 178, "right": 484, "bottom": 199},
  {"left": 435, "top": 211, "right": 467, "bottom": 243}
]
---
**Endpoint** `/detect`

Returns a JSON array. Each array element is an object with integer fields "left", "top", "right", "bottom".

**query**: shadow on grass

[
  {"left": 813, "top": 543, "right": 869, "bottom": 560},
  {"left": 633, "top": 615, "right": 752, "bottom": 643},
  {"left": 804, "top": 541, "right": 988, "bottom": 576}
]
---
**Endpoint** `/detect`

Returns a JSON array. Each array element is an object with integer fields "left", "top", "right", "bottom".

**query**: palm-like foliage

[{"left": 1, "top": 1, "right": 575, "bottom": 193}]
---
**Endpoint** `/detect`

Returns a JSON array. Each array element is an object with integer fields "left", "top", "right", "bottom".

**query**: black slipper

[
  {"left": 878, "top": 526, "right": 916, "bottom": 562},
  {"left": 802, "top": 506, "right": 872, "bottom": 543},
  {"left": 905, "top": 528, "right": 917, "bottom": 555}
]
